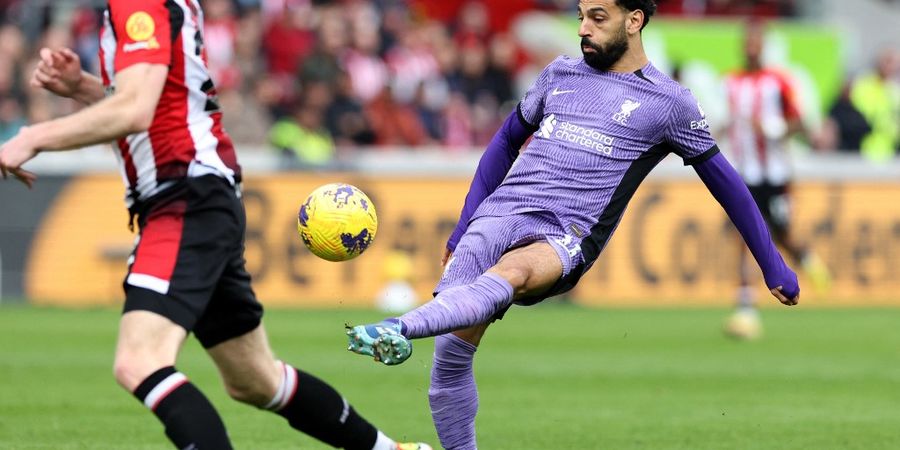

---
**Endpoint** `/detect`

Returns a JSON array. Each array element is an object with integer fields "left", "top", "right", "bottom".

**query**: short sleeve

[
  {"left": 109, "top": 0, "right": 175, "bottom": 71},
  {"left": 666, "top": 88, "right": 718, "bottom": 165},
  {"left": 775, "top": 72, "right": 802, "bottom": 121},
  {"left": 517, "top": 59, "right": 558, "bottom": 128}
]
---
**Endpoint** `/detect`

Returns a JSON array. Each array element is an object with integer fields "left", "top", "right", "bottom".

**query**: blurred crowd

[{"left": 0, "top": 0, "right": 898, "bottom": 165}]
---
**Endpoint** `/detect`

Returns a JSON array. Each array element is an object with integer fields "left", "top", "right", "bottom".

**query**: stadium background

[
  {"left": 2, "top": 1, "right": 900, "bottom": 449},
  {"left": 1, "top": 0, "right": 899, "bottom": 307}
]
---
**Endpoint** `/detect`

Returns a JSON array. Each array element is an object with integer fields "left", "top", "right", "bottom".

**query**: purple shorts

[{"left": 435, "top": 212, "right": 585, "bottom": 306}]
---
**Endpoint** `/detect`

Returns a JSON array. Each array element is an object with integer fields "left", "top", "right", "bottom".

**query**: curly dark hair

[{"left": 615, "top": 0, "right": 657, "bottom": 30}]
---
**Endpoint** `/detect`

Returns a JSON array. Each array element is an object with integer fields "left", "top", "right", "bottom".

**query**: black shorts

[
  {"left": 747, "top": 182, "right": 792, "bottom": 239},
  {"left": 123, "top": 175, "right": 263, "bottom": 348}
]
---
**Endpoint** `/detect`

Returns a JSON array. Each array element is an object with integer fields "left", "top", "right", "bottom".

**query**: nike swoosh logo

[{"left": 551, "top": 88, "right": 576, "bottom": 96}]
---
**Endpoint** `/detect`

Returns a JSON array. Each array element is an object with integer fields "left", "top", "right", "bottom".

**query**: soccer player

[
  {"left": 345, "top": 1, "right": 800, "bottom": 448},
  {"left": 723, "top": 21, "right": 829, "bottom": 339},
  {"left": 0, "top": 2, "right": 430, "bottom": 449}
]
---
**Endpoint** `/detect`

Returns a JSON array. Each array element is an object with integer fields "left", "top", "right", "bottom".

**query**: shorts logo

[
  {"left": 612, "top": 99, "right": 641, "bottom": 125},
  {"left": 553, "top": 234, "right": 582, "bottom": 258},
  {"left": 441, "top": 256, "right": 456, "bottom": 280},
  {"left": 124, "top": 11, "right": 159, "bottom": 52}
]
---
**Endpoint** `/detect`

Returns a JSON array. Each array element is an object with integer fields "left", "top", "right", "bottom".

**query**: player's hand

[
  {"left": 770, "top": 286, "right": 799, "bottom": 306},
  {"left": 0, "top": 127, "right": 40, "bottom": 188},
  {"left": 440, "top": 247, "right": 453, "bottom": 267},
  {"left": 768, "top": 267, "right": 800, "bottom": 306},
  {"left": 30, "top": 47, "right": 83, "bottom": 98}
]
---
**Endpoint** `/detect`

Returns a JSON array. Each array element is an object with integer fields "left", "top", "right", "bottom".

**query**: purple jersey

[{"left": 472, "top": 57, "right": 717, "bottom": 259}]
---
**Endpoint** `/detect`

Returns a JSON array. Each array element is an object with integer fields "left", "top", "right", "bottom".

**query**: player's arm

[
  {"left": 30, "top": 48, "right": 105, "bottom": 106},
  {"left": 693, "top": 152, "right": 799, "bottom": 305},
  {"left": 21, "top": 62, "right": 164, "bottom": 150},
  {"left": 667, "top": 88, "right": 798, "bottom": 305},
  {"left": 0, "top": 63, "right": 166, "bottom": 185},
  {"left": 444, "top": 107, "right": 535, "bottom": 257}
]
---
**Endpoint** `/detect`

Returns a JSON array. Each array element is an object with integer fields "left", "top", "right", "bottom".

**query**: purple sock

[
  {"left": 429, "top": 334, "right": 478, "bottom": 450},
  {"left": 399, "top": 273, "right": 514, "bottom": 339}
]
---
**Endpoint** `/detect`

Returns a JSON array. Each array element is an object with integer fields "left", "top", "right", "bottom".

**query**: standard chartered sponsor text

[{"left": 555, "top": 121, "right": 614, "bottom": 155}]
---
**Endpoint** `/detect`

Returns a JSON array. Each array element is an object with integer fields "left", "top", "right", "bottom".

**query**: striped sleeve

[
  {"left": 665, "top": 88, "right": 718, "bottom": 165},
  {"left": 109, "top": 0, "right": 175, "bottom": 70},
  {"left": 518, "top": 58, "right": 560, "bottom": 127}
]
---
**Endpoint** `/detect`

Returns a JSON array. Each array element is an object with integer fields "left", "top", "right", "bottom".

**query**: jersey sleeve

[
  {"left": 109, "top": 0, "right": 174, "bottom": 71},
  {"left": 665, "top": 88, "right": 719, "bottom": 165},
  {"left": 517, "top": 58, "right": 558, "bottom": 128},
  {"left": 775, "top": 72, "right": 802, "bottom": 121}
]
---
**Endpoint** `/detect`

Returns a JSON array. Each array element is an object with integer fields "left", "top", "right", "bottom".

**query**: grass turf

[{"left": 1, "top": 304, "right": 899, "bottom": 449}]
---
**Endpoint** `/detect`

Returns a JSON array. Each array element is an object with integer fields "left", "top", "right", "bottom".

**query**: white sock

[
  {"left": 372, "top": 430, "right": 397, "bottom": 450},
  {"left": 737, "top": 286, "right": 756, "bottom": 310}
]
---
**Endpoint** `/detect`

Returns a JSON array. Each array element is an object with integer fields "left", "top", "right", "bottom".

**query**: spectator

[
  {"left": 326, "top": 72, "right": 377, "bottom": 146},
  {"left": 298, "top": 5, "right": 346, "bottom": 85},
  {"left": 343, "top": 7, "right": 389, "bottom": 103},
  {"left": 451, "top": 38, "right": 494, "bottom": 104},
  {"left": 261, "top": 0, "right": 316, "bottom": 93},
  {"left": 452, "top": 1, "right": 491, "bottom": 44},
  {"left": 441, "top": 92, "right": 473, "bottom": 148},
  {"left": 366, "top": 85, "right": 430, "bottom": 147},
  {"left": 485, "top": 32, "right": 521, "bottom": 106},
  {"left": 0, "top": 95, "right": 25, "bottom": 142},
  {"left": 270, "top": 100, "right": 336, "bottom": 167},
  {"left": 385, "top": 24, "right": 441, "bottom": 104},
  {"left": 203, "top": 0, "right": 241, "bottom": 91},
  {"left": 824, "top": 81, "right": 872, "bottom": 152},
  {"left": 850, "top": 49, "right": 900, "bottom": 161}
]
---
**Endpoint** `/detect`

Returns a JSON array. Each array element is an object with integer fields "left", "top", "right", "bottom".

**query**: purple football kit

[
  {"left": 438, "top": 57, "right": 720, "bottom": 303},
  {"left": 348, "top": 54, "right": 799, "bottom": 450}
]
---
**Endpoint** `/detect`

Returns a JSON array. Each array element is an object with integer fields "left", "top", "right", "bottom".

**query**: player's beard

[{"left": 581, "top": 25, "right": 629, "bottom": 72}]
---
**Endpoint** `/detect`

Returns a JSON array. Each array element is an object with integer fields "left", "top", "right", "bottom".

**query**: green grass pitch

[{"left": 2, "top": 304, "right": 899, "bottom": 449}]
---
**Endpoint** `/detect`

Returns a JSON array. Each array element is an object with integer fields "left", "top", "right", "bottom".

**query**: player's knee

[
  {"left": 491, "top": 266, "right": 530, "bottom": 295},
  {"left": 113, "top": 353, "right": 160, "bottom": 392},
  {"left": 223, "top": 378, "right": 273, "bottom": 407}
]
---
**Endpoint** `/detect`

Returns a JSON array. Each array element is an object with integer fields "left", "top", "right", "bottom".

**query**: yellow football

[{"left": 297, "top": 183, "right": 378, "bottom": 262}]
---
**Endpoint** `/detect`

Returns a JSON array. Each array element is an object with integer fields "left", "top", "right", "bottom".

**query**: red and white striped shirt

[
  {"left": 100, "top": 0, "right": 241, "bottom": 207},
  {"left": 724, "top": 68, "right": 800, "bottom": 186}
]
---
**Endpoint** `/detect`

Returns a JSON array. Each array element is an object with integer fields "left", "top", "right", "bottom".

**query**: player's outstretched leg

[
  {"left": 208, "top": 325, "right": 432, "bottom": 450},
  {"left": 347, "top": 273, "right": 514, "bottom": 365},
  {"left": 429, "top": 332, "right": 481, "bottom": 450},
  {"left": 114, "top": 310, "right": 233, "bottom": 449}
]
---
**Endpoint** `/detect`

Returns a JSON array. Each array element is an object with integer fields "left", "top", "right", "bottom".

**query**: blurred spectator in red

[
  {"left": 452, "top": 1, "right": 491, "bottom": 44},
  {"left": 262, "top": 0, "right": 316, "bottom": 76},
  {"left": 343, "top": 3, "right": 389, "bottom": 102},
  {"left": 366, "top": 85, "right": 430, "bottom": 146},
  {"left": 203, "top": 0, "right": 241, "bottom": 91},
  {"left": 70, "top": 6, "right": 100, "bottom": 74},
  {"left": 386, "top": 24, "right": 441, "bottom": 104},
  {"left": 441, "top": 92, "right": 473, "bottom": 148}
]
